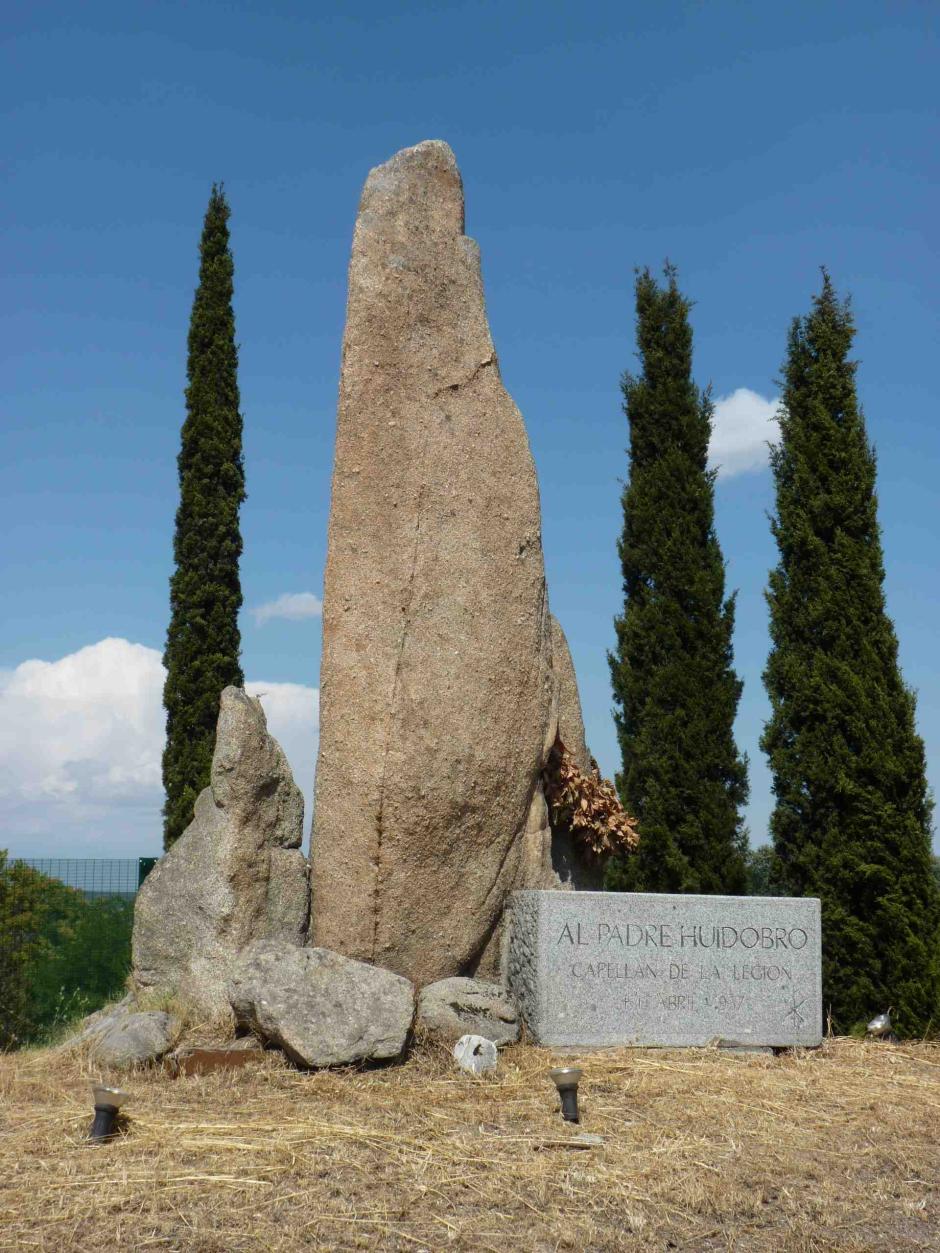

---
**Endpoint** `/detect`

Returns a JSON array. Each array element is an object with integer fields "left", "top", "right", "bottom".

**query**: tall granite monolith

[{"left": 311, "top": 140, "right": 562, "bottom": 985}]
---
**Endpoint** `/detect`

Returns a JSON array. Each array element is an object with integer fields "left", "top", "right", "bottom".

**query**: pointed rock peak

[
  {"left": 357, "top": 138, "right": 466, "bottom": 258},
  {"left": 133, "top": 687, "right": 309, "bottom": 1016}
]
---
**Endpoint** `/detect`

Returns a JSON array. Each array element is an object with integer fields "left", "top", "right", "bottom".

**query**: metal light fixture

[
  {"left": 549, "top": 1066, "right": 582, "bottom": 1123},
  {"left": 866, "top": 1010, "right": 897, "bottom": 1043},
  {"left": 88, "top": 1083, "right": 130, "bottom": 1143}
]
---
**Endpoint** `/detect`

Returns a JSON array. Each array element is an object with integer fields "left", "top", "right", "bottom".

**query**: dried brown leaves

[{"left": 543, "top": 736, "right": 640, "bottom": 859}]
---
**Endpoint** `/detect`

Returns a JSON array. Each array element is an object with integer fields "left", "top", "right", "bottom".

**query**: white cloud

[
  {"left": 0, "top": 639, "right": 164, "bottom": 806},
  {"left": 0, "top": 639, "right": 318, "bottom": 860},
  {"left": 709, "top": 388, "right": 779, "bottom": 478},
  {"left": 252, "top": 591, "right": 323, "bottom": 626}
]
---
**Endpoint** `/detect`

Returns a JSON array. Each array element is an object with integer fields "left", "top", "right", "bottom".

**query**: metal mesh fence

[
  {"left": 16, "top": 859, "right": 155, "bottom": 898},
  {"left": 0, "top": 856, "right": 157, "bottom": 1051}
]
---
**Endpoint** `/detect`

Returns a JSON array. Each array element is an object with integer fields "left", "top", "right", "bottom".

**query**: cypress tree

[
  {"left": 607, "top": 266, "right": 749, "bottom": 893},
  {"left": 162, "top": 185, "right": 245, "bottom": 849},
  {"left": 762, "top": 272, "right": 939, "bottom": 1035}
]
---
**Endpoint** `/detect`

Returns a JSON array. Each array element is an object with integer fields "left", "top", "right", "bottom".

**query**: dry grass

[{"left": 1, "top": 1035, "right": 938, "bottom": 1252}]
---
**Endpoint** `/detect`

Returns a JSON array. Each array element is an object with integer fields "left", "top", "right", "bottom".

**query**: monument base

[{"left": 507, "top": 890, "right": 822, "bottom": 1049}]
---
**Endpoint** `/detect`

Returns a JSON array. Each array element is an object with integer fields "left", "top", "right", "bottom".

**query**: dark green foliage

[
  {"left": 162, "top": 185, "right": 245, "bottom": 848},
  {"left": 745, "top": 845, "right": 782, "bottom": 897},
  {"left": 29, "top": 894, "right": 134, "bottom": 1033},
  {"left": 607, "top": 267, "right": 749, "bottom": 894},
  {"left": 0, "top": 851, "right": 38, "bottom": 1047},
  {"left": 0, "top": 853, "right": 132, "bottom": 1049},
  {"left": 762, "top": 272, "right": 940, "bottom": 1036}
]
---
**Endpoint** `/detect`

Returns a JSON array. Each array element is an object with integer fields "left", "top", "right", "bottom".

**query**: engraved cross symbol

[{"left": 783, "top": 993, "right": 806, "bottom": 1028}]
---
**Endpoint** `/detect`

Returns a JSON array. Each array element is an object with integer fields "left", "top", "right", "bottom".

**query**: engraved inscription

[
  {"left": 556, "top": 921, "right": 808, "bottom": 950},
  {"left": 783, "top": 993, "right": 807, "bottom": 1027},
  {"left": 518, "top": 891, "right": 823, "bottom": 1047},
  {"left": 561, "top": 919, "right": 803, "bottom": 1013}
]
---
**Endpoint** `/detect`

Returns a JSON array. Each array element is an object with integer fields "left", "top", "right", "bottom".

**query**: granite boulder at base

[
  {"left": 508, "top": 890, "right": 822, "bottom": 1048},
  {"left": 228, "top": 941, "right": 415, "bottom": 1068},
  {"left": 417, "top": 977, "right": 519, "bottom": 1046},
  {"left": 90, "top": 1011, "right": 180, "bottom": 1069},
  {"left": 312, "top": 139, "right": 571, "bottom": 986},
  {"left": 132, "top": 688, "right": 310, "bottom": 1017},
  {"left": 65, "top": 993, "right": 136, "bottom": 1048}
]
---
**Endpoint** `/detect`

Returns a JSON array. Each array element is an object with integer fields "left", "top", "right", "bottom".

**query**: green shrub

[{"left": 0, "top": 853, "right": 132, "bottom": 1049}]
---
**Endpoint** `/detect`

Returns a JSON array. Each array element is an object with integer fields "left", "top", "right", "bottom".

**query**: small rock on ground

[
  {"left": 63, "top": 993, "right": 136, "bottom": 1048},
  {"left": 228, "top": 941, "right": 414, "bottom": 1069},
  {"left": 417, "top": 977, "right": 519, "bottom": 1046},
  {"left": 91, "top": 1011, "right": 180, "bottom": 1069},
  {"left": 453, "top": 1034, "right": 498, "bottom": 1075}
]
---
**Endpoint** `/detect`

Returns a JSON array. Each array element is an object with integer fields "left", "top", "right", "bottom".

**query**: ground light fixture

[
  {"left": 866, "top": 1010, "right": 897, "bottom": 1043},
  {"left": 88, "top": 1084, "right": 131, "bottom": 1143},
  {"left": 549, "top": 1067, "right": 582, "bottom": 1123}
]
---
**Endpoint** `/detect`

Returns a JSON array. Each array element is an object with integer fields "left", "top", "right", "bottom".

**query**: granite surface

[
  {"left": 310, "top": 139, "right": 560, "bottom": 983},
  {"left": 507, "top": 890, "right": 822, "bottom": 1048}
]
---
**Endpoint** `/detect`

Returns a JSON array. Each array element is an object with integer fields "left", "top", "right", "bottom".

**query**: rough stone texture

[
  {"left": 550, "top": 615, "right": 591, "bottom": 773},
  {"left": 417, "top": 977, "right": 519, "bottom": 1046},
  {"left": 453, "top": 1034, "right": 498, "bottom": 1075},
  {"left": 548, "top": 826, "right": 605, "bottom": 892},
  {"left": 311, "top": 140, "right": 560, "bottom": 985},
  {"left": 133, "top": 688, "right": 309, "bottom": 1016},
  {"left": 91, "top": 1011, "right": 179, "bottom": 1069},
  {"left": 508, "top": 890, "right": 822, "bottom": 1048},
  {"left": 544, "top": 614, "right": 604, "bottom": 892},
  {"left": 228, "top": 941, "right": 415, "bottom": 1068},
  {"left": 65, "top": 993, "right": 136, "bottom": 1048}
]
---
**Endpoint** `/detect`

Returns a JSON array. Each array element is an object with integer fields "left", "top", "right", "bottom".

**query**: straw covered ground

[{"left": 1, "top": 1034, "right": 938, "bottom": 1251}]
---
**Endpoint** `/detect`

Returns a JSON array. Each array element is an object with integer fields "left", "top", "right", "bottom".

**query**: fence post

[{"left": 137, "top": 858, "right": 158, "bottom": 890}]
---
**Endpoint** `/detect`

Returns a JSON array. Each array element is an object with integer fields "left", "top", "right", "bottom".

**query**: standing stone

[
  {"left": 133, "top": 688, "right": 309, "bottom": 1016},
  {"left": 312, "top": 140, "right": 559, "bottom": 985},
  {"left": 545, "top": 614, "right": 605, "bottom": 891},
  {"left": 550, "top": 615, "right": 591, "bottom": 773}
]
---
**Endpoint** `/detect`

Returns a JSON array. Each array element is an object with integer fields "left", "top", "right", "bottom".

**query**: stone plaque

[{"left": 507, "top": 890, "right": 822, "bottom": 1048}]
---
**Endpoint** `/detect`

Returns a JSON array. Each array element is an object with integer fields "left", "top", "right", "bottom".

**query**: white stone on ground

[{"left": 452, "top": 1034, "right": 498, "bottom": 1075}]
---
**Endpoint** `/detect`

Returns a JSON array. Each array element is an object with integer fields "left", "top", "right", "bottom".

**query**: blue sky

[{"left": 2, "top": 1, "right": 937, "bottom": 858}]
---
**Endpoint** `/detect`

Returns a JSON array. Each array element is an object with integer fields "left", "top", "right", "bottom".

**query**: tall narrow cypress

[
  {"left": 607, "top": 266, "right": 749, "bottom": 893},
  {"left": 162, "top": 185, "right": 245, "bottom": 849},
  {"left": 762, "top": 272, "right": 939, "bottom": 1034}
]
